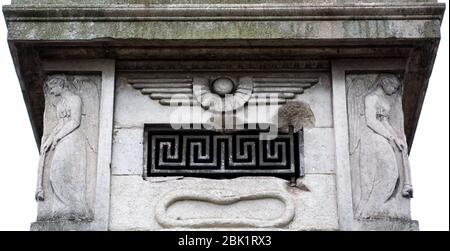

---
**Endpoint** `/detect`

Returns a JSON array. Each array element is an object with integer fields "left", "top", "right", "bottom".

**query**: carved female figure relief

[
  {"left": 347, "top": 74, "right": 413, "bottom": 219},
  {"left": 35, "top": 75, "right": 94, "bottom": 221}
]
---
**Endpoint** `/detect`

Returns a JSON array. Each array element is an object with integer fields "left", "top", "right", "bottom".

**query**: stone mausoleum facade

[{"left": 2, "top": 0, "right": 445, "bottom": 231}]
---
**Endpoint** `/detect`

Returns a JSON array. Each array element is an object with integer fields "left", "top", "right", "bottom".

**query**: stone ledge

[
  {"left": 4, "top": 19, "right": 443, "bottom": 41},
  {"left": 30, "top": 220, "right": 100, "bottom": 231},
  {"left": 353, "top": 219, "right": 419, "bottom": 231},
  {"left": 9, "top": 0, "right": 442, "bottom": 5},
  {"left": 4, "top": 3, "right": 445, "bottom": 22}
]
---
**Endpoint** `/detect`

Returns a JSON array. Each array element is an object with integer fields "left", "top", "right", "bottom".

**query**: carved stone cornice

[
  {"left": 3, "top": 3, "right": 446, "bottom": 22},
  {"left": 3, "top": 2, "right": 445, "bottom": 42}
]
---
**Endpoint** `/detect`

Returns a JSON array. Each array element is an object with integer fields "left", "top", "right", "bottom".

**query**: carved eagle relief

[{"left": 129, "top": 76, "right": 318, "bottom": 112}]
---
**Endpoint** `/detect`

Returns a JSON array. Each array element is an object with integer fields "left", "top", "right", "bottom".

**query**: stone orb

[{"left": 211, "top": 78, "right": 235, "bottom": 96}]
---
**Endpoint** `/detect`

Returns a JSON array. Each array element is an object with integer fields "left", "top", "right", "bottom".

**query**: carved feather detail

[
  {"left": 128, "top": 78, "right": 197, "bottom": 106},
  {"left": 128, "top": 76, "right": 319, "bottom": 109},
  {"left": 249, "top": 77, "right": 319, "bottom": 104}
]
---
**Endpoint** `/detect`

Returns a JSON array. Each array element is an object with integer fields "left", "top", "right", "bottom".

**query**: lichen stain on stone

[
  {"left": 343, "top": 20, "right": 394, "bottom": 39},
  {"left": 423, "top": 20, "right": 441, "bottom": 38}
]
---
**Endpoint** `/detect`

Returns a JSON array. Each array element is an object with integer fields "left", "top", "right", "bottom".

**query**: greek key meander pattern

[{"left": 146, "top": 127, "right": 304, "bottom": 178}]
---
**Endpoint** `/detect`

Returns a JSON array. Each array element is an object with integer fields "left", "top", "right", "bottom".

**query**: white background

[{"left": 0, "top": 0, "right": 448, "bottom": 231}]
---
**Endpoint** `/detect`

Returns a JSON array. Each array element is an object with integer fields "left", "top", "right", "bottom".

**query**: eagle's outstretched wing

[
  {"left": 249, "top": 77, "right": 319, "bottom": 105},
  {"left": 128, "top": 78, "right": 197, "bottom": 106},
  {"left": 129, "top": 76, "right": 319, "bottom": 109}
]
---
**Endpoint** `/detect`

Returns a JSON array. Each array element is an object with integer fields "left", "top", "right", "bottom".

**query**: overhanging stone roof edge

[
  {"left": 3, "top": 3, "right": 444, "bottom": 41},
  {"left": 3, "top": 21, "right": 444, "bottom": 41},
  {"left": 3, "top": 3, "right": 446, "bottom": 21}
]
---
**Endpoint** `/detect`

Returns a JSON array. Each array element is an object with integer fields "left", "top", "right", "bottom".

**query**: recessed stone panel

[
  {"left": 304, "top": 128, "right": 336, "bottom": 174},
  {"left": 109, "top": 175, "right": 338, "bottom": 230},
  {"left": 111, "top": 127, "right": 144, "bottom": 175}
]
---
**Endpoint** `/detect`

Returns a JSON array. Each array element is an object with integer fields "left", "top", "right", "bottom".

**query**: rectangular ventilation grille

[{"left": 145, "top": 126, "right": 304, "bottom": 178}]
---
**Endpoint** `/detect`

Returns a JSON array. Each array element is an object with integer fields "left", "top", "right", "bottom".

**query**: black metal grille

[{"left": 145, "top": 126, "right": 304, "bottom": 178}]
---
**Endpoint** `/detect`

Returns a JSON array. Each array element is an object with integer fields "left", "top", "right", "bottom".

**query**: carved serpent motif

[{"left": 155, "top": 189, "right": 295, "bottom": 229}]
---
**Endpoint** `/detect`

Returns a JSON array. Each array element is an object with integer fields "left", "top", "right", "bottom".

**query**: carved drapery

[
  {"left": 36, "top": 74, "right": 100, "bottom": 222},
  {"left": 346, "top": 73, "right": 413, "bottom": 220}
]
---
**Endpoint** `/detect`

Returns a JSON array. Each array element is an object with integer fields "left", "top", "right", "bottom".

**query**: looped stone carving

[
  {"left": 155, "top": 189, "right": 295, "bottom": 229},
  {"left": 193, "top": 77, "right": 253, "bottom": 112}
]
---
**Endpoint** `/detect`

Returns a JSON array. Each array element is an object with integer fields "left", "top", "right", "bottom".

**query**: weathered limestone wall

[
  {"left": 3, "top": 0, "right": 444, "bottom": 231},
  {"left": 10, "top": 1, "right": 441, "bottom": 4},
  {"left": 109, "top": 71, "right": 338, "bottom": 230}
]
